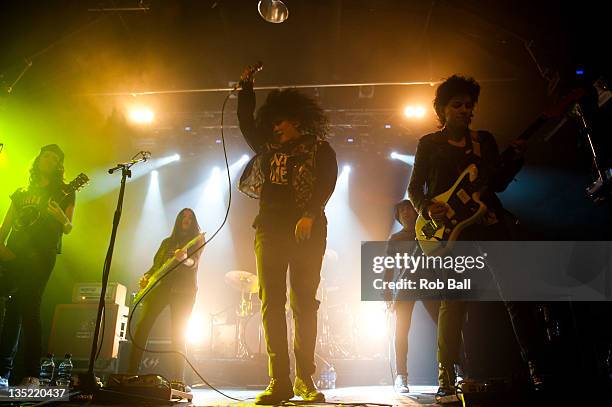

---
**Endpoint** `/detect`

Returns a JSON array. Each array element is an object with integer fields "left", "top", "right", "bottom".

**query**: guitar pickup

[
  {"left": 446, "top": 206, "right": 456, "bottom": 219},
  {"left": 456, "top": 189, "right": 471, "bottom": 204}
]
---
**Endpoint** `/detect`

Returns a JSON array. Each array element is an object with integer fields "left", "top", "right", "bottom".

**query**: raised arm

[{"left": 237, "top": 81, "right": 268, "bottom": 153}]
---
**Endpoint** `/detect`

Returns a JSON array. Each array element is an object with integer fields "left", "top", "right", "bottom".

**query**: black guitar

[
  {"left": 13, "top": 173, "right": 89, "bottom": 231},
  {"left": 0, "top": 173, "right": 89, "bottom": 296}
]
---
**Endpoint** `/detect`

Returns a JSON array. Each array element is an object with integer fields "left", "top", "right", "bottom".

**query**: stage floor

[{"left": 187, "top": 385, "right": 439, "bottom": 407}]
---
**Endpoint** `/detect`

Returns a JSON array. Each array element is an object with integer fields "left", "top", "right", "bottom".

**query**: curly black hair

[
  {"left": 255, "top": 88, "right": 329, "bottom": 140},
  {"left": 29, "top": 153, "right": 65, "bottom": 193},
  {"left": 433, "top": 75, "right": 481, "bottom": 126}
]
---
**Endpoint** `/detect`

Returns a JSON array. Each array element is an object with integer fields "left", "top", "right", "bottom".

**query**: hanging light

[{"left": 258, "top": 0, "right": 289, "bottom": 23}]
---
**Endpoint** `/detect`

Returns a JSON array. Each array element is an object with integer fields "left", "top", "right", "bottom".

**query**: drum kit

[
  {"left": 224, "top": 270, "right": 260, "bottom": 358},
  {"left": 221, "top": 248, "right": 355, "bottom": 360}
]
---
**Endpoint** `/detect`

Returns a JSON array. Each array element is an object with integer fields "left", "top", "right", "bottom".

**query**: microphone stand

[{"left": 79, "top": 152, "right": 149, "bottom": 393}]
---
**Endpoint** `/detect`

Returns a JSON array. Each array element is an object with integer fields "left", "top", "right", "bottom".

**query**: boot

[
  {"left": 293, "top": 376, "right": 325, "bottom": 402},
  {"left": 435, "top": 363, "right": 457, "bottom": 404},
  {"left": 255, "top": 378, "right": 294, "bottom": 405}
]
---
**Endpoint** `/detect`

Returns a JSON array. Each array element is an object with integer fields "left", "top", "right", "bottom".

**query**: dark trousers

[
  {"left": 437, "top": 223, "right": 541, "bottom": 369},
  {"left": 437, "top": 301, "right": 540, "bottom": 366},
  {"left": 0, "top": 250, "right": 56, "bottom": 379},
  {"left": 127, "top": 287, "right": 196, "bottom": 381},
  {"left": 395, "top": 300, "right": 439, "bottom": 375},
  {"left": 255, "top": 218, "right": 327, "bottom": 379}
]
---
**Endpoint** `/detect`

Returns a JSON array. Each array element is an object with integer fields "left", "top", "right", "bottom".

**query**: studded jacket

[{"left": 237, "top": 83, "right": 337, "bottom": 222}]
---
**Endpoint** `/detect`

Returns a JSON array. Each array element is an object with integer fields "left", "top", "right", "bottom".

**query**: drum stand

[
  {"left": 236, "top": 291, "right": 254, "bottom": 358},
  {"left": 317, "top": 278, "right": 350, "bottom": 359}
]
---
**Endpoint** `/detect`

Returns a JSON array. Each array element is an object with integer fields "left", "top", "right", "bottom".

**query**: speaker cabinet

[{"left": 48, "top": 303, "right": 128, "bottom": 359}]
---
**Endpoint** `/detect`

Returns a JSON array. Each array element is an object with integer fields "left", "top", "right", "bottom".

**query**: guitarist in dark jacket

[
  {"left": 0, "top": 145, "right": 75, "bottom": 388},
  {"left": 127, "top": 208, "right": 203, "bottom": 388},
  {"left": 408, "top": 76, "right": 543, "bottom": 401}
]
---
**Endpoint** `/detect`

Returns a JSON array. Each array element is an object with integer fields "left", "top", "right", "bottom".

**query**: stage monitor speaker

[
  {"left": 72, "top": 282, "right": 127, "bottom": 305},
  {"left": 48, "top": 303, "right": 128, "bottom": 359}
]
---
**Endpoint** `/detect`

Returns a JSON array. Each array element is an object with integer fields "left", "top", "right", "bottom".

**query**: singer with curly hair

[{"left": 237, "top": 74, "right": 338, "bottom": 404}]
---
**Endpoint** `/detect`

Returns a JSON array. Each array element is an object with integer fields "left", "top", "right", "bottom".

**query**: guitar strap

[
  {"left": 466, "top": 131, "right": 499, "bottom": 226},
  {"left": 469, "top": 130, "right": 481, "bottom": 158}
]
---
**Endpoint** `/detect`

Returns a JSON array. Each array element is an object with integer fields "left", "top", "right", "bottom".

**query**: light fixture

[
  {"left": 258, "top": 0, "right": 289, "bottom": 23},
  {"left": 128, "top": 107, "right": 154, "bottom": 124},
  {"left": 403, "top": 105, "right": 426, "bottom": 119}
]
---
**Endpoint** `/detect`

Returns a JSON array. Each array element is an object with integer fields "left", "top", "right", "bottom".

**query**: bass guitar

[{"left": 133, "top": 233, "right": 205, "bottom": 305}]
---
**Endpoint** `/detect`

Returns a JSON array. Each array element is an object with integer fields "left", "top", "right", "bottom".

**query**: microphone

[
  {"left": 108, "top": 151, "right": 152, "bottom": 174},
  {"left": 234, "top": 61, "right": 263, "bottom": 90}
]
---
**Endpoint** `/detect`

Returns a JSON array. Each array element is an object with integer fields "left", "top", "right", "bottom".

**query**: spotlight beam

[{"left": 390, "top": 152, "right": 415, "bottom": 166}]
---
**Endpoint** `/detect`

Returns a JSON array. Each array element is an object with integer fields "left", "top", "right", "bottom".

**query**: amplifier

[
  {"left": 48, "top": 303, "right": 129, "bottom": 359},
  {"left": 72, "top": 282, "right": 127, "bottom": 305}
]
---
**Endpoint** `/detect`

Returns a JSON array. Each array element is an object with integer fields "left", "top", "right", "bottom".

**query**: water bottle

[
  {"left": 39, "top": 354, "right": 55, "bottom": 386},
  {"left": 317, "top": 365, "right": 336, "bottom": 389},
  {"left": 328, "top": 366, "right": 336, "bottom": 389},
  {"left": 317, "top": 367, "right": 329, "bottom": 389},
  {"left": 56, "top": 353, "right": 73, "bottom": 387}
]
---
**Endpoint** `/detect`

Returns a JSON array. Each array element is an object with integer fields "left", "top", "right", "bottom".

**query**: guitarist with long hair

[
  {"left": 408, "top": 76, "right": 545, "bottom": 402},
  {"left": 127, "top": 208, "right": 204, "bottom": 390},
  {"left": 0, "top": 144, "right": 75, "bottom": 388}
]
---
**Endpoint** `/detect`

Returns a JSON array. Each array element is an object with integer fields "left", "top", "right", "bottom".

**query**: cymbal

[{"left": 225, "top": 270, "right": 259, "bottom": 293}]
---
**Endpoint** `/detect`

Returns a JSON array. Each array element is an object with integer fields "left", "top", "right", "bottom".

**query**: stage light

[
  {"left": 403, "top": 105, "right": 426, "bottom": 119},
  {"left": 358, "top": 303, "right": 388, "bottom": 339},
  {"left": 202, "top": 167, "right": 223, "bottom": 203},
  {"left": 153, "top": 153, "right": 181, "bottom": 168},
  {"left": 226, "top": 156, "right": 248, "bottom": 176},
  {"left": 128, "top": 162, "right": 169, "bottom": 274},
  {"left": 128, "top": 107, "right": 154, "bottom": 124},
  {"left": 390, "top": 152, "right": 415, "bottom": 165},
  {"left": 384, "top": 124, "right": 392, "bottom": 129},
  {"left": 186, "top": 313, "right": 209, "bottom": 345},
  {"left": 347, "top": 137, "right": 354, "bottom": 143},
  {"left": 215, "top": 139, "right": 222, "bottom": 144},
  {"left": 184, "top": 126, "right": 192, "bottom": 132}
]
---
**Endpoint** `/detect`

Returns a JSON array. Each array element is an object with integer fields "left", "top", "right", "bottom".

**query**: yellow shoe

[
  {"left": 293, "top": 376, "right": 325, "bottom": 402},
  {"left": 255, "top": 378, "right": 294, "bottom": 405}
]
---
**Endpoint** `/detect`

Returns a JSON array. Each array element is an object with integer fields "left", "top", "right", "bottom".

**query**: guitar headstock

[
  {"left": 67, "top": 173, "right": 90, "bottom": 193},
  {"left": 544, "top": 88, "right": 587, "bottom": 119}
]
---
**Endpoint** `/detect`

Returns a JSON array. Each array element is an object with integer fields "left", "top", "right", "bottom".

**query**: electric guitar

[
  {"left": 13, "top": 173, "right": 90, "bottom": 231},
  {"left": 133, "top": 233, "right": 205, "bottom": 305},
  {"left": 0, "top": 173, "right": 89, "bottom": 296},
  {"left": 415, "top": 91, "right": 584, "bottom": 256}
]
